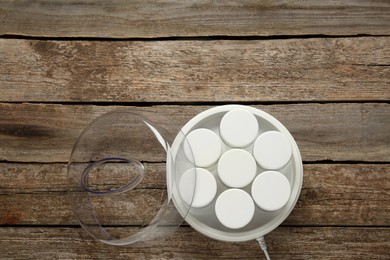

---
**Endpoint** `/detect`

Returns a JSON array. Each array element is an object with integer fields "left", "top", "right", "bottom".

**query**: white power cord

[{"left": 256, "top": 236, "right": 271, "bottom": 260}]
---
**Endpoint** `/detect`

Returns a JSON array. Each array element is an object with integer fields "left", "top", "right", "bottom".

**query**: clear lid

[{"left": 67, "top": 109, "right": 196, "bottom": 246}]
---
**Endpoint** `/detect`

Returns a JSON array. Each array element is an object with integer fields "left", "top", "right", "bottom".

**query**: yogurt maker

[{"left": 67, "top": 105, "right": 303, "bottom": 257}]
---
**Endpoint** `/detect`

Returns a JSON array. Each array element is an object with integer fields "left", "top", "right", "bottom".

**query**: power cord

[{"left": 256, "top": 236, "right": 271, "bottom": 260}]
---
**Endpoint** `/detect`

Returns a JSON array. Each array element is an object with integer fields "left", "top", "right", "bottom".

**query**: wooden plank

[
  {"left": 1, "top": 164, "right": 388, "bottom": 226},
  {"left": 0, "top": 38, "right": 389, "bottom": 102},
  {"left": 1, "top": 1, "right": 389, "bottom": 38},
  {"left": 0, "top": 103, "right": 389, "bottom": 162},
  {"left": 0, "top": 227, "right": 388, "bottom": 259},
  {"left": 285, "top": 164, "right": 390, "bottom": 226},
  {"left": 0, "top": 190, "right": 165, "bottom": 226},
  {"left": 0, "top": 163, "right": 166, "bottom": 194}
]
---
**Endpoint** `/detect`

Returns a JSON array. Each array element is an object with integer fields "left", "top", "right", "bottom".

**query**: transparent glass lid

[{"left": 67, "top": 110, "right": 196, "bottom": 246}]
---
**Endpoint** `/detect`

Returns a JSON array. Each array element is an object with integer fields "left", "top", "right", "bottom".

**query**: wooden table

[{"left": 1, "top": 1, "right": 389, "bottom": 259}]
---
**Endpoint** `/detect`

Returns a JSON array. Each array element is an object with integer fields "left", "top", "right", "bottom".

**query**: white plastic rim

[
  {"left": 220, "top": 109, "right": 259, "bottom": 148},
  {"left": 251, "top": 171, "right": 291, "bottom": 211},
  {"left": 215, "top": 189, "right": 255, "bottom": 229},
  {"left": 172, "top": 105, "right": 303, "bottom": 242},
  {"left": 218, "top": 149, "right": 257, "bottom": 188}
]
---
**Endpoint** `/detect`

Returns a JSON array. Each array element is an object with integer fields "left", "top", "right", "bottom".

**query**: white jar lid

[
  {"left": 220, "top": 109, "right": 259, "bottom": 148},
  {"left": 215, "top": 189, "right": 255, "bottom": 229},
  {"left": 179, "top": 168, "right": 217, "bottom": 208},
  {"left": 218, "top": 149, "right": 257, "bottom": 188},
  {"left": 183, "top": 128, "right": 222, "bottom": 167},
  {"left": 251, "top": 171, "right": 291, "bottom": 211},
  {"left": 253, "top": 131, "right": 292, "bottom": 170}
]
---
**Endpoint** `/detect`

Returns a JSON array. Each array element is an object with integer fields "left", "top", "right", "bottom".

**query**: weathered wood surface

[
  {"left": 0, "top": 163, "right": 166, "bottom": 193},
  {"left": 1, "top": 0, "right": 390, "bottom": 38},
  {"left": 1, "top": 2, "right": 389, "bottom": 258},
  {"left": 0, "top": 103, "right": 389, "bottom": 162},
  {"left": 1, "top": 163, "right": 388, "bottom": 226},
  {"left": 0, "top": 227, "right": 388, "bottom": 259},
  {"left": 0, "top": 38, "right": 389, "bottom": 103}
]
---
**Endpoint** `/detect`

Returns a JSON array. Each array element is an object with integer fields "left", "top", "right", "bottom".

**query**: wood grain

[
  {"left": 0, "top": 38, "right": 389, "bottom": 102},
  {"left": 0, "top": 163, "right": 166, "bottom": 194},
  {"left": 0, "top": 103, "right": 389, "bottom": 162},
  {"left": 1, "top": 1, "right": 389, "bottom": 258},
  {"left": 1, "top": 0, "right": 389, "bottom": 38},
  {"left": 0, "top": 227, "right": 388, "bottom": 259},
  {"left": 1, "top": 163, "right": 388, "bottom": 226},
  {"left": 0, "top": 190, "right": 166, "bottom": 226},
  {"left": 286, "top": 164, "right": 390, "bottom": 226}
]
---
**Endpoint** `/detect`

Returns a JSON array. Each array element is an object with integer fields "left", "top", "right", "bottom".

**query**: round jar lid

[
  {"left": 179, "top": 168, "right": 217, "bottom": 208},
  {"left": 215, "top": 189, "right": 255, "bottom": 229},
  {"left": 184, "top": 128, "right": 222, "bottom": 168},
  {"left": 220, "top": 109, "right": 259, "bottom": 148},
  {"left": 218, "top": 149, "right": 257, "bottom": 188},
  {"left": 251, "top": 171, "right": 291, "bottom": 211},
  {"left": 253, "top": 131, "right": 293, "bottom": 170}
]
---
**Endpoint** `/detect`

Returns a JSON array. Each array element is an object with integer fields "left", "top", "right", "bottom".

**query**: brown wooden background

[{"left": 0, "top": 1, "right": 389, "bottom": 259}]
